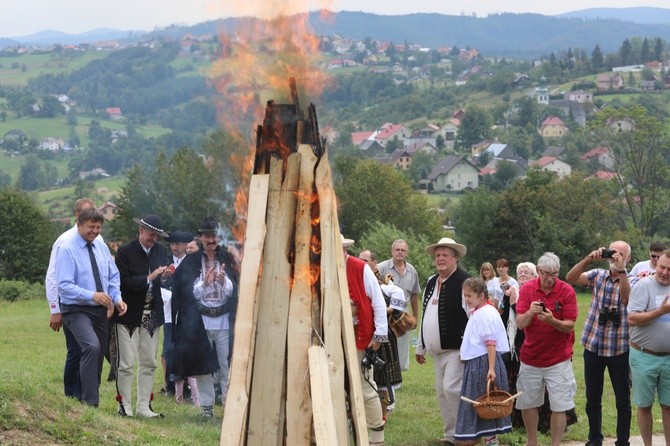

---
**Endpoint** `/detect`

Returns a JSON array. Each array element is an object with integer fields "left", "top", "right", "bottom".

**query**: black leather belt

[{"left": 630, "top": 341, "right": 670, "bottom": 357}]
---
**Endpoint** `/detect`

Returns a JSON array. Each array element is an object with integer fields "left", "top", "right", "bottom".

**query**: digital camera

[{"left": 601, "top": 249, "right": 616, "bottom": 259}]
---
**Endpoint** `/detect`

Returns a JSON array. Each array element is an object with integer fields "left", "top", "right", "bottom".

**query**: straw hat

[{"left": 425, "top": 237, "right": 467, "bottom": 258}]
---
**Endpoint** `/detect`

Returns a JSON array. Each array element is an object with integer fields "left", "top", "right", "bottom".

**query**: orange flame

[{"left": 208, "top": 2, "right": 335, "bottom": 243}]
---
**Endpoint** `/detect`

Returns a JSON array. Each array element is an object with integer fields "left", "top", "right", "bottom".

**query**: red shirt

[{"left": 517, "top": 277, "right": 578, "bottom": 367}]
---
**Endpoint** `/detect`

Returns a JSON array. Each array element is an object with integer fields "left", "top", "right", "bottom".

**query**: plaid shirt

[{"left": 580, "top": 269, "right": 637, "bottom": 356}]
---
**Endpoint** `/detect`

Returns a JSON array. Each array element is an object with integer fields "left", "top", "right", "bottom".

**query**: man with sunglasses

[
  {"left": 566, "top": 242, "right": 634, "bottom": 446},
  {"left": 515, "top": 252, "right": 578, "bottom": 446},
  {"left": 630, "top": 240, "right": 666, "bottom": 278}
]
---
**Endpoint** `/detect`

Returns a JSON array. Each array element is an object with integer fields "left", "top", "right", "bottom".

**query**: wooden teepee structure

[{"left": 220, "top": 79, "right": 368, "bottom": 446}]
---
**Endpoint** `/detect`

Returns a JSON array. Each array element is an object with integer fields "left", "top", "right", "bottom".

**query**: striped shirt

[{"left": 580, "top": 269, "right": 636, "bottom": 357}]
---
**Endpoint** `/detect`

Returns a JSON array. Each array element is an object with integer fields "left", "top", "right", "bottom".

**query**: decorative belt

[
  {"left": 630, "top": 341, "right": 670, "bottom": 357},
  {"left": 196, "top": 301, "right": 230, "bottom": 318}
]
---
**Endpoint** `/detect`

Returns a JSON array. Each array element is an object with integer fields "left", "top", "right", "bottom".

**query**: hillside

[{"left": 4, "top": 9, "right": 670, "bottom": 57}]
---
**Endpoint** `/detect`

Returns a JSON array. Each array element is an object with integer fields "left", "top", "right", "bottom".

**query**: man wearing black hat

[
  {"left": 160, "top": 231, "right": 194, "bottom": 399},
  {"left": 113, "top": 214, "right": 170, "bottom": 418},
  {"left": 171, "top": 216, "right": 239, "bottom": 419}
]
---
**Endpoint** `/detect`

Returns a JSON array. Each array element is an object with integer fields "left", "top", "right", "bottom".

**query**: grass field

[
  {"left": 0, "top": 53, "right": 108, "bottom": 87},
  {"left": 0, "top": 294, "right": 664, "bottom": 445}
]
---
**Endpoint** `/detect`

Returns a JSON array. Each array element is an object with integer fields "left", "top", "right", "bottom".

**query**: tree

[
  {"left": 455, "top": 106, "right": 492, "bottom": 151},
  {"left": 405, "top": 151, "right": 434, "bottom": 187},
  {"left": 640, "top": 38, "right": 651, "bottom": 64},
  {"left": 0, "top": 188, "right": 56, "bottom": 282},
  {"left": 619, "top": 39, "right": 634, "bottom": 66},
  {"left": 334, "top": 158, "right": 443, "bottom": 243},
  {"left": 653, "top": 37, "right": 664, "bottom": 62},
  {"left": 591, "top": 45, "right": 604, "bottom": 71},
  {"left": 111, "top": 132, "right": 247, "bottom": 242},
  {"left": 589, "top": 106, "right": 670, "bottom": 244},
  {"left": 17, "top": 155, "right": 46, "bottom": 191},
  {"left": 39, "top": 95, "right": 63, "bottom": 118},
  {"left": 454, "top": 171, "right": 623, "bottom": 273},
  {"left": 357, "top": 222, "right": 435, "bottom": 283}
]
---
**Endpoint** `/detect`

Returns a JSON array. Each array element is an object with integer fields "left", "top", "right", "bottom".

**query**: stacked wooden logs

[{"left": 221, "top": 81, "right": 368, "bottom": 446}]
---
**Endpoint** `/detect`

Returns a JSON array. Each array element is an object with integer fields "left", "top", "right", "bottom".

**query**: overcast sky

[{"left": 1, "top": 0, "right": 668, "bottom": 38}]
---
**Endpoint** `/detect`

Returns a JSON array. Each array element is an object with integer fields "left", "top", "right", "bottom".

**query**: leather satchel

[{"left": 390, "top": 312, "right": 417, "bottom": 337}]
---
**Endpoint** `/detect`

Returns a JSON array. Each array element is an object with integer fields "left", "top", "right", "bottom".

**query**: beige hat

[
  {"left": 425, "top": 237, "right": 467, "bottom": 258},
  {"left": 340, "top": 234, "right": 355, "bottom": 248}
]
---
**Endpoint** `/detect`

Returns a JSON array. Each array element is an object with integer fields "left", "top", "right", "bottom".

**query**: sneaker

[{"left": 202, "top": 407, "right": 213, "bottom": 419}]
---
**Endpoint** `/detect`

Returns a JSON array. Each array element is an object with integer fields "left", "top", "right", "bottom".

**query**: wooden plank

[
  {"left": 220, "top": 174, "right": 270, "bottom": 446},
  {"left": 286, "top": 144, "right": 319, "bottom": 445},
  {"left": 308, "top": 346, "right": 339, "bottom": 446},
  {"left": 333, "top": 199, "right": 369, "bottom": 445},
  {"left": 247, "top": 155, "right": 300, "bottom": 444},
  {"left": 315, "top": 149, "right": 348, "bottom": 444}
]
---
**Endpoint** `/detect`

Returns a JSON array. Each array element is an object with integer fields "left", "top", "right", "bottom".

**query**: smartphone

[{"left": 539, "top": 302, "right": 546, "bottom": 312}]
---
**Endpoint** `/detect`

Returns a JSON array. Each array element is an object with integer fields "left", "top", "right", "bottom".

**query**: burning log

[{"left": 221, "top": 81, "right": 368, "bottom": 445}]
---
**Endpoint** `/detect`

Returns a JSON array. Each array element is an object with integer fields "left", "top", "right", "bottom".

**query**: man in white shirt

[
  {"left": 45, "top": 197, "right": 102, "bottom": 400},
  {"left": 416, "top": 237, "right": 469, "bottom": 445},
  {"left": 630, "top": 240, "right": 665, "bottom": 278}
]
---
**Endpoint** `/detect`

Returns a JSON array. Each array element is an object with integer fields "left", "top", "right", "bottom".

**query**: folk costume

[
  {"left": 171, "top": 217, "right": 239, "bottom": 418},
  {"left": 342, "top": 235, "right": 388, "bottom": 446},
  {"left": 113, "top": 215, "right": 169, "bottom": 418}
]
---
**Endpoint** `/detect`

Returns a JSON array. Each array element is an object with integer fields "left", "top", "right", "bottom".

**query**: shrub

[{"left": 0, "top": 280, "right": 44, "bottom": 302}]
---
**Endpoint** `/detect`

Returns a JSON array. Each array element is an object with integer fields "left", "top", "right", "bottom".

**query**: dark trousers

[
  {"left": 583, "top": 348, "right": 631, "bottom": 445},
  {"left": 62, "top": 305, "right": 108, "bottom": 407},
  {"left": 63, "top": 324, "right": 82, "bottom": 399}
]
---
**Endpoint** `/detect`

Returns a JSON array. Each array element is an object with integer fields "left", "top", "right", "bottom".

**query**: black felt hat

[
  {"left": 164, "top": 231, "right": 194, "bottom": 243},
  {"left": 132, "top": 214, "right": 169, "bottom": 237},
  {"left": 197, "top": 216, "right": 219, "bottom": 235}
]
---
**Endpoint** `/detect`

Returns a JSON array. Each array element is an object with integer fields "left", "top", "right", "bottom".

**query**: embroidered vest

[{"left": 346, "top": 256, "right": 375, "bottom": 350}]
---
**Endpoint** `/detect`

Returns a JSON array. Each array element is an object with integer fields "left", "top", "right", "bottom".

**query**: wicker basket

[{"left": 473, "top": 379, "right": 514, "bottom": 420}]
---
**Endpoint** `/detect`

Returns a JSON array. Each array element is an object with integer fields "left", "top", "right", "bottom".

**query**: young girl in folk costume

[{"left": 455, "top": 278, "right": 512, "bottom": 446}]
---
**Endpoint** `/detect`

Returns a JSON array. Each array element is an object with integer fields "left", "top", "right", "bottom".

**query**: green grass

[
  {"left": 0, "top": 52, "right": 108, "bottom": 87},
  {"left": 37, "top": 176, "right": 125, "bottom": 219},
  {"left": 0, "top": 294, "right": 665, "bottom": 445}
]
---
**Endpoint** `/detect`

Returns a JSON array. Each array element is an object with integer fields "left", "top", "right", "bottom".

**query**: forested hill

[
  {"left": 306, "top": 11, "right": 670, "bottom": 57},
  {"left": 154, "top": 10, "right": 670, "bottom": 58}
]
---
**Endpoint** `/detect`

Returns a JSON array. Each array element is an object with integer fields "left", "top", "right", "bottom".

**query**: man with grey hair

[
  {"left": 515, "top": 252, "right": 578, "bottom": 446},
  {"left": 377, "top": 239, "right": 420, "bottom": 372},
  {"left": 627, "top": 249, "right": 670, "bottom": 445},
  {"left": 416, "top": 237, "right": 469, "bottom": 445},
  {"left": 566, "top": 241, "right": 634, "bottom": 446}
]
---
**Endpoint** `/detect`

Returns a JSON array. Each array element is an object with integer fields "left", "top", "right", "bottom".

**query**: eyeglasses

[
  {"left": 651, "top": 254, "right": 660, "bottom": 259},
  {"left": 393, "top": 248, "right": 407, "bottom": 253},
  {"left": 538, "top": 269, "right": 559, "bottom": 277}
]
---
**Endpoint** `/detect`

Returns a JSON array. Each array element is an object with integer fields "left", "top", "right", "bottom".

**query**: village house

[
  {"left": 531, "top": 156, "right": 572, "bottom": 178},
  {"left": 105, "top": 107, "right": 122, "bottom": 120},
  {"left": 98, "top": 201, "right": 117, "bottom": 220},
  {"left": 539, "top": 116, "right": 568, "bottom": 138},
  {"left": 563, "top": 90, "right": 593, "bottom": 103},
  {"left": 39, "top": 137, "right": 64, "bottom": 151},
  {"left": 596, "top": 73, "right": 625, "bottom": 91},
  {"left": 580, "top": 146, "right": 614, "bottom": 170},
  {"left": 426, "top": 156, "right": 480, "bottom": 192},
  {"left": 374, "top": 123, "right": 411, "bottom": 147}
]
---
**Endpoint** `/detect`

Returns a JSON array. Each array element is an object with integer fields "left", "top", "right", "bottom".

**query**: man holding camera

[
  {"left": 515, "top": 252, "right": 578, "bottom": 446},
  {"left": 566, "top": 241, "right": 633, "bottom": 446},
  {"left": 341, "top": 235, "right": 388, "bottom": 446}
]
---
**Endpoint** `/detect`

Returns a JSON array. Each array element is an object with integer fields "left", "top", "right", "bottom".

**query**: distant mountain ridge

[
  {"left": 558, "top": 7, "right": 670, "bottom": 24},
  {"left": 3, "top": 7, "right": 670, "bottom": 57}
]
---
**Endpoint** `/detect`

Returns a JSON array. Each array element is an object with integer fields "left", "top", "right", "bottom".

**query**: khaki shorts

[{"left": 515, "top": 359, "right": 576, "bottom": 412}]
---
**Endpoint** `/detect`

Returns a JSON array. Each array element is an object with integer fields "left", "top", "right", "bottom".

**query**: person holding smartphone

[{"left": 515, "top": 252, "right": 578, "bottom": 446}]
